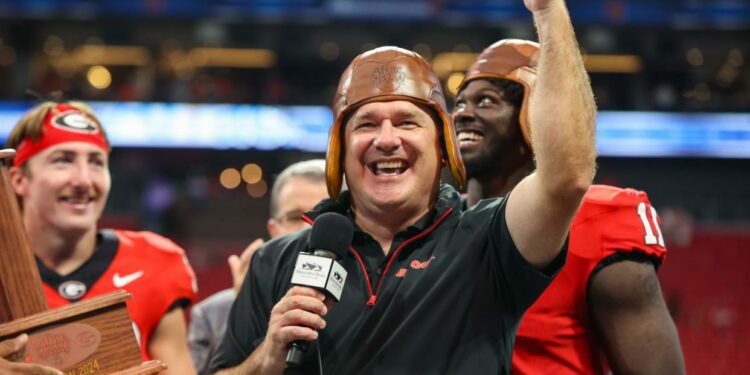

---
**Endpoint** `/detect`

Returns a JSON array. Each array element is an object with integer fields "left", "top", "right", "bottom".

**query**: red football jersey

[
  {"left": 512, "top": 185, "right": 667, "bottom": 374},
  {"left": 41, "top": 229, "right": 197, "bottom": 360}
]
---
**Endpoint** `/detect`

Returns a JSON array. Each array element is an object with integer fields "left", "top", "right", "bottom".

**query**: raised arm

[{"left": 505, "top": 0, "right": 597, "bottom": 269}]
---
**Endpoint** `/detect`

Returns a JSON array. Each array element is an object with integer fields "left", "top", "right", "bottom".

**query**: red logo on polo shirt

[
  {"left": 395, "top": 256, "right": 436, "bottom": 278},
  {"left": 410, "top": 256, "right": 435, "bottom": 270}
]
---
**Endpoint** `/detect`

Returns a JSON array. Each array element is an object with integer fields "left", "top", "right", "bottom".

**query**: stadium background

[{"left": 0, "top": 0, "right": 747, "bottom": 373}]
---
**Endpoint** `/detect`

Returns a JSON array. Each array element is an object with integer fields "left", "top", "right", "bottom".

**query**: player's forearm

[{"left": 530, "top": 0, "right": 596, "bottom": 198}]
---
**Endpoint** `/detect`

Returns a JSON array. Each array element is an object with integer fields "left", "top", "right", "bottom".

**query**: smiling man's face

[
  {"left": 12, "top": 142, "right": 111, "bottom": 236},
  {"left": 343, "top": 100, "right": 442, "bottom": 214},
  {"left": 453, "top": 79, "right": 524, "bottom": 179}
]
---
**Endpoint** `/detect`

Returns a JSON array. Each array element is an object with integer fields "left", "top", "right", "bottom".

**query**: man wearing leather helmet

[
  {"left": 454, "top": 39, "right": 685, "bottom": 374},
  {"left": 210, "top": 0, "right": 596, "bottom": 372}
]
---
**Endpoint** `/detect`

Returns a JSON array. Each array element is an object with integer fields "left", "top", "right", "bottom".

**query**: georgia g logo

[
  {"left": 51, "top": 110, "right": 99, "bottom": 134},
  {"left": 58, "top": 280, "right": 87, "bottom": 301}
]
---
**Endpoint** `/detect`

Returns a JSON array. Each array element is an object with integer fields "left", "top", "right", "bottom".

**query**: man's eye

[
  {"left": 455, "top": 101, "right": 466, "bottom": 110},
  {"left": 52, "top": 157, "right": 72, "bottom": 164},
  {"left": 279, "top": 211, "right": 304, "bottom": 224},
  {"left": 478, "top": 97, "right": 494, "bottom": 107}
]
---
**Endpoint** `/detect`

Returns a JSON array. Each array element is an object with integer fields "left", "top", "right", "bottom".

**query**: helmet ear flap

[
  {"left": 325, "top": 117, "right": 344, "bottom": 200},
  {"left": 439, "top": 110, "right": 466, "bottom": 188},
  {"left": 420, "top": 102, "right": 466, "bottom": 188}
]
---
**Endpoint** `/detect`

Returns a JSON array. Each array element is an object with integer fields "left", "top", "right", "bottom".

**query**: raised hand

[{"left": 228, "top": 238, "right": 265, "bottom": 294}]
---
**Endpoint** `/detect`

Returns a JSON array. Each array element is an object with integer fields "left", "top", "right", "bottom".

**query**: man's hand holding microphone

[{"left": 251, "top": 213, "right": 353, "bottom": 374}]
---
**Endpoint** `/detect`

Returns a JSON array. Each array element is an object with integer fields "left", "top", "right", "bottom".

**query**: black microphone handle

[
  {"left": 286, "top": 250, "right": 339, "bottom": 368},
  {"left": 286, "top": 340, "right": 310, "bottom": 367}
]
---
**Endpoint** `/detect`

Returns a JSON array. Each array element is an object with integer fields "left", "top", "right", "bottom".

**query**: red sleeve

[
  {"left": 142, "top": 231, "right": 198, "bottom": 309},
  {"left": 576, "top": 185, "right": 667, "bottom": 263},
  {"left": 119, "top": 230, "right": 198, "bottom": 310}
]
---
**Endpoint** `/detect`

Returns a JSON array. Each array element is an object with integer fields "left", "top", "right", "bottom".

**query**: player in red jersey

[
  {"left": 6, "top": 101, "right": 197, "bottom": 374},
  {"left": 453, "top": 39, "right": 685, "bottom": 374}
]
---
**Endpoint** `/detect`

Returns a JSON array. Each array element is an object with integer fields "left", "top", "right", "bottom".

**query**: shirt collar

[{"left": 305, "top": 183, "right": 461, "bottom": 230}]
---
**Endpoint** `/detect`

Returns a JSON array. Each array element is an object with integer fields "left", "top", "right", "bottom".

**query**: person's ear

[
  {"left": 8, "top": 166, "right": 29, "bottom": 197},
  {"left": 267, "top": 218, "right": 280, "bottom": 239}
]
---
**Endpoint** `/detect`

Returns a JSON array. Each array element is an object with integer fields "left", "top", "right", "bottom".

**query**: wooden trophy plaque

[{"left": 0, "top": 149, "right": 166, "bottom": 374}]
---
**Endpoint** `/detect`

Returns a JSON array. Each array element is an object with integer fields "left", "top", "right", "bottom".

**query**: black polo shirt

[{"left": 209, "top": 184, "right": 566, "bottom": 374}]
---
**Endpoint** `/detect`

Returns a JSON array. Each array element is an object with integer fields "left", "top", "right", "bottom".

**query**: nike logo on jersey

[{"left": 113, "top": 271, "right": 144, "bottom": 287}]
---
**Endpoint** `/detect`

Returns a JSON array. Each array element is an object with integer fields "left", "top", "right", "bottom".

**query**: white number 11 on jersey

[{"left": 637, "top": 202, "right": 665, "bottom": 247}]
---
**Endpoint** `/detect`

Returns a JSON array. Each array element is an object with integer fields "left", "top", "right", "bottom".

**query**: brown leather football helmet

[
  {"left": 326, "top": 46, "right": 466, "bottom": 199},
  {"left": 459, "top": 39, "right": 540, "bottom": 149}
]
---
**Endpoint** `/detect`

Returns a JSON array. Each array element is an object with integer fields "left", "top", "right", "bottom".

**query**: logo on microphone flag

[{"left": 291, "top": 253, "right": 347, "bottom": 301}]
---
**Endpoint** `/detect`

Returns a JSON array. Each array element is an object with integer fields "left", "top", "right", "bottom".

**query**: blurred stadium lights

[
  {"left": 432, "top": 52, "right": 478, "bottom": 79},
  {"left": 43, "top": 35, "right": 65, "bottom": 56},
  {"left": 86, "top": 65, "right": 112, "bottom": 89},
  {"left": 0, "top": 102, "right": 748, "bottom": 159},
  {"left": 246, "top": 179, "right": 267, "bottom": 198},
  {"left": 446, "top": 72, "right": 465, "bottom": 96},
  {"left": 686, "top": 48, "right": 704, "bottom": 67},
  {"left": 433, "top": 51, "right": 643, "bottom": 77},
  {"left": 63, "top": 45, "right": 275, "bottom": 71},
  {"left": 0, "top": 1, "right": 744, "bottom": 116},
  {"left": 73, "top": 45, "right": 151, "bottom": 66},
  {"left": 582, "top": 54, "right": 643, "bottom": 73},
  {"left": 728, "top": 48, "right": 744, "bottom": 67},
  {"left": 219, "top": 168, "right": 241, "bottom": 189},
  {"left": 241, "top": 163, "right": 263, "bottom": 184},
  {"left": 189, "top": 48, "right": 276, "bottom": 68}
]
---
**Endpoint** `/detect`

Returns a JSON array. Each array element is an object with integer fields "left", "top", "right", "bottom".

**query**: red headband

[{"left": 13, "top": 103, "right": 109, "bottom": 167}]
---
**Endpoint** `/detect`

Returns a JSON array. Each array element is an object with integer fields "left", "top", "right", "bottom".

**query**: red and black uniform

[
  {"left": 39, "top": 229, "right": 197, "bottom": 360},
  {"left": 512, "top": 185, "right": 667, "bottom": 374}
]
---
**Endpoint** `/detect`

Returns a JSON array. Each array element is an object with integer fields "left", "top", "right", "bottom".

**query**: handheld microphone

[{"left": 286, "top": 212, "right": 354, "bottom": 367}]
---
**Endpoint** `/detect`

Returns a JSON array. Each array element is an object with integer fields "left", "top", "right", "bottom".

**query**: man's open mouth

[
  {"left": 457, "top": 130, "right": 484, "bottom": 146},
  {"left": 369, "top": 160, "right": 409, "bottom": 176}
]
